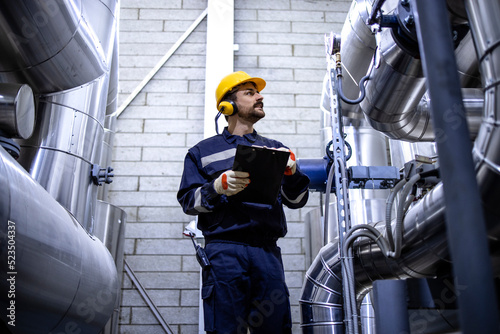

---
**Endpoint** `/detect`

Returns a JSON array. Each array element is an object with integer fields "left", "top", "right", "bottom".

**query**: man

[{"left": 177, "top": 71, "right": 310, "bottom": 333}]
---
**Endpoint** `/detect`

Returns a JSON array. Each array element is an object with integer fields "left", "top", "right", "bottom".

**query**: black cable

[
  {"left": 214, "top": 111, "right": 222, "bottom": 134},
  {"left": 367, "top": 0, "right": 387, "bottom": 25},
  {"left": 337, "top": 73, "right": 370, "bottom": 105}
]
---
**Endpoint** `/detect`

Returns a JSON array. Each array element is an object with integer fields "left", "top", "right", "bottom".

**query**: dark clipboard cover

[{"left": 232, "top": 144, "right": 290, "bottom": 205}]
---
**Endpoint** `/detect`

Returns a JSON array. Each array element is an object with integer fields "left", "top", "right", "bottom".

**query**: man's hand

[
  {"left": 214, "top": 171, "right": 250, "bottom": 196},
  {"left": 285, "top": 150, "right": 296, "bottom": 175},
  {"left": 277, "top": 148, "right": 297, "bottom": 175}
]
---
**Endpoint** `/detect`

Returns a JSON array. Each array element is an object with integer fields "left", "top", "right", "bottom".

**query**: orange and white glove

[
  {"left": 277, "top": 148, "right": 296, "bottom": 175},
  {"left": 285, "top": 150, "right": 296, "bottom": 175},
  {"left": 214, "top": 171, "right": 250, "bottom": 196}
]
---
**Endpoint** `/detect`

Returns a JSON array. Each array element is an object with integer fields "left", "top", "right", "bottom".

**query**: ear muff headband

[{"left": 218, "top": 100, "right": 238, "bottom": 116}]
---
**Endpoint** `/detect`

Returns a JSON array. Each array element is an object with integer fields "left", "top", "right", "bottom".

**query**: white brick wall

[{"left": 110, "top": 0, "right": 350, "bottom": 333}]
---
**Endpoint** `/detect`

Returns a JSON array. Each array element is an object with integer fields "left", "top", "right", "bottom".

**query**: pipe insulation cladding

[
  {"left": 0, "top": 147, "right": 119, "bottom": 333},
  {"left": 300, "top": 0, "right": 500, "bottom": 332},
  {"left": 0, "top": 0, "right": 117, "bottom": 94},
  {"left": 0, "top": 0, "right": 122, "bottom": 332}
]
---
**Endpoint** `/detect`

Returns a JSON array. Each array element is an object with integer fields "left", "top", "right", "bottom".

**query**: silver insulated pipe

[
  {"left": 0, "top": 0, "right": 114, "bottom": 93},
  {"left": 0, "top": 0, "right": 122, "bottom": 332},
  {"left": 0, "top": 148, "right": 119, "bottom": 333},
  {"left": 467, "top": 0, "right": 500, "bottom": 219},
  {"left": 338, "top": 0, "right": 377, "bottom": 120},
  {"left": 359, "top": 25, "right": 428, "bottom": 140},
  {"left": 300, "top": 0, "right": 500, "bottom": 332},
  {"left": 361, "top": 30, "right": 482, "bottom": 142}
]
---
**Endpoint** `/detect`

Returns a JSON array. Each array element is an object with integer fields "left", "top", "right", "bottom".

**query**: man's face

[{"left": 234, "top": 82, "right": 265, "bottom": 123}]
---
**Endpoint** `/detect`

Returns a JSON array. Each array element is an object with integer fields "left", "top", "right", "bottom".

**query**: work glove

[
  {"left": 277, "top": 148, "right": 297, "bottom": 175},
  {"left": 213, "top": 170, "right": 250, "bottom": 196}
]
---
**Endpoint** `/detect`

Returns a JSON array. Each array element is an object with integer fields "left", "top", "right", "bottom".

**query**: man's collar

[{"left": 222, "top": 127, "right": 258, "bottom": 143}]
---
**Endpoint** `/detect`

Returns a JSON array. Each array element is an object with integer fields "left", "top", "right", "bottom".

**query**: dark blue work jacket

[{"left": 177, "top": 127, "right": 310, "bottom": 242}]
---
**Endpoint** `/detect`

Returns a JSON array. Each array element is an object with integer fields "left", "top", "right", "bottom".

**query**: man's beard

[{"left": 238, "top": 106, "right": 265, "bottom": 123}]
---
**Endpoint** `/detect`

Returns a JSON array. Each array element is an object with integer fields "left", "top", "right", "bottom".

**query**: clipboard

[{"left": 232, "top": 144, "right": 290, "bottom": 205}]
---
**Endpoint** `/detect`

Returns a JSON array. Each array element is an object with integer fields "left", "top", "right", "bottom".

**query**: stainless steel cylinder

[
  {"left": 17, "top": 78, "right": 108, "bottom": 232},
  {"left": 0, "top": 83, "right": 35, "bottom": 139}
]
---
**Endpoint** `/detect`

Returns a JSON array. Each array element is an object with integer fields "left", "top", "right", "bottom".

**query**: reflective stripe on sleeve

[
  {"left": 194, "top": 187, "right": 211, "bottom": 213},
  {"left": 201, "top": 148, "right": 236, "bottom": 168},
  {"left": 281, "top": 188, "right": 308, "bottom": 204}
]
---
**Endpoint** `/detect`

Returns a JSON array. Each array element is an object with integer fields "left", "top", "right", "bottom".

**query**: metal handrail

[
  {"left": 124, "top": 259, "right": 174, "bottom": 334},
  {"left": 114, "top": 8, "right": 208, "bottom": 118}
]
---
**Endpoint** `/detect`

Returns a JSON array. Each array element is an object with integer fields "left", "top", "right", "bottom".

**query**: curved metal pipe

[
  {"left": 467, "top": 0, "right": 500, "bottom": 217},
  {"left": 381, "top": 88, "right": 484, "bottom": 142},
  {"left": 360, "top": 27, "right": 427, "bottom": 138},
  {"left": 300, "top": 183, "right": 449, "bottom": 331},
  {"left": 0, "top": 0, "right": 116, "bottom": 94},
  {"left": 0, "top": 148, "right": 118, "bottom": 333},
  {"left": 360, "top": 27, "right": 481, "bottom": 142},
  {"left": 376, "top": 30, "right": 482, "bottom": 142}
]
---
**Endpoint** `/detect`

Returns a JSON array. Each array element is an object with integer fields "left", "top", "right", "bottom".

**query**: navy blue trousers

[{"left": 201, "top": 241, "right": 292, "bottom": 334}]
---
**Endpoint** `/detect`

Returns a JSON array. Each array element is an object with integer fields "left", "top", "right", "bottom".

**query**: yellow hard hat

[{"left": 215, "top": 71, "right": 266, "bottom": 110}]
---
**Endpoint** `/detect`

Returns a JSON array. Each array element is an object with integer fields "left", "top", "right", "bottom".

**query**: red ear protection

[{"left": 218, "top": 100, "right": 238, "bottom": 116}]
